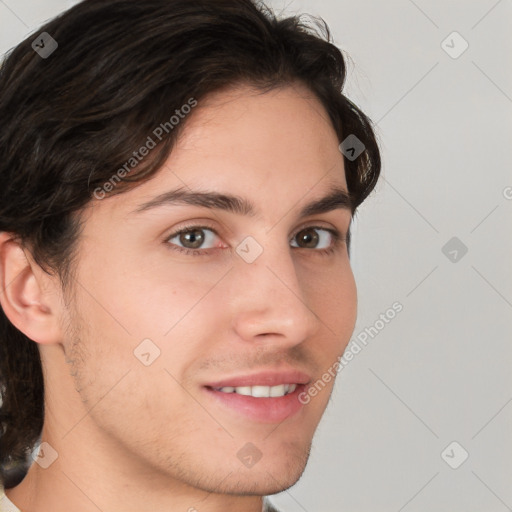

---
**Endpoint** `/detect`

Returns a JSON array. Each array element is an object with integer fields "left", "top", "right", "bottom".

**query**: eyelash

[{"left": 164, "top": 223, "right": 346, "bottom": 257}]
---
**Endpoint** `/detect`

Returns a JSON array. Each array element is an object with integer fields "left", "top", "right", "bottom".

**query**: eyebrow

[{"left": 131, "top": 185, "right": 353, "bottom": 218}]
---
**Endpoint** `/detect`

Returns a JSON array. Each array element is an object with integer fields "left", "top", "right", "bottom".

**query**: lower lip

[{"left": 203, "top": 384, "right": 307, "bottom": 423}]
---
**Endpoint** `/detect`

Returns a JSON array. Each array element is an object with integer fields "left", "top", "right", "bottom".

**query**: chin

[
  {"left": 214, "top": 444, "right": 311, "bottom": 496},
  {"left": 214, "top": 469, "right": 308, "bottom": 497}
]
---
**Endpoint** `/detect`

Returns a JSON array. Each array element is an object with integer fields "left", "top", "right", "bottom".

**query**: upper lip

[{"left": 205, "top": 368, "right": 311, "bottom": 388}]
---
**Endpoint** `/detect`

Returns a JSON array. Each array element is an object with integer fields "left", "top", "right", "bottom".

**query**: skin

[{"left": 0, "top": 83, "right": 357, "bottom": 512}]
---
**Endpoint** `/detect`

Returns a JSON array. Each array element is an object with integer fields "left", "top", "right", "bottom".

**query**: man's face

[{"left": 54, "top": 83, "right": 357, "bottom": 495}]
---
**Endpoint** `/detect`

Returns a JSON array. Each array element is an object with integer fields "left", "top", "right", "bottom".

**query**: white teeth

[
  {"left": 215, "top": 384, "right": 298, "bottom": 397},
  {"left": 235, "top": 386, "right": 252, "bottom": 396},
  {"left": 252, "top": 385, "right": 271, "bottom": 397},
  {"left": 269, "top": 384, "right": 285, "bottom": 397}
]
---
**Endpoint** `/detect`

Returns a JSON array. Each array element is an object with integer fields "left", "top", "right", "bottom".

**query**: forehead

[
  {"left": 175, "top": 82, "right": 343, "bottom": 175},
  {"left": 90, "top": 83, "right": 348, "bottom": 220}
]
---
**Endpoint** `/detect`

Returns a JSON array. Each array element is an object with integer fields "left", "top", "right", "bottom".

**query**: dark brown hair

[{"left": 0, "top": 0, "right": 380, "bottom": 487}]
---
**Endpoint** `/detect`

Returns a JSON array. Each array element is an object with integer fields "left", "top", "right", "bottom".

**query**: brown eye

[
  {"left": 167, "top": 226, "right": 219, "bottom": 252},
  {"left": 179, "top": 228, "right": 205, "bottom": 249},
  {"left": 290, "top": 226, "right": 338, "bottom": 251},
  {"left": 295, "top": 228, "right": 320, "bottom": 248}
]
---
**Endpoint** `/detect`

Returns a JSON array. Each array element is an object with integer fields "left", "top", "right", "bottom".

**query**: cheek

[
  {"left": 71, "top": 257, "right": 232, "bottom": 400},
  {"left": 77, "top": 240, "right": 229, "bottom": 339},
  {"left": 306, "top": 260, "right": 357, "bottom": 340}
]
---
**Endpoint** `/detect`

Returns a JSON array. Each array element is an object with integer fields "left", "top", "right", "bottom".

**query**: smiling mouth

[
  {"left": 209, "top": 383, "right": 298, "bottom": 398},
  {"left": 203, "top": 383, "right": 307, "bottom": 423}
]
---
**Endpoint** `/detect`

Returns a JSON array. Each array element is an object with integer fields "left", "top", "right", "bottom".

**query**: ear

[{"left": 0, "top": 232, "right": 63, "bottom": 345}]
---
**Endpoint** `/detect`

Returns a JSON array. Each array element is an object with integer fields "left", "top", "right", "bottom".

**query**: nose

[{"left": 229, "top": 238, "right": 321, "bottom": 347}]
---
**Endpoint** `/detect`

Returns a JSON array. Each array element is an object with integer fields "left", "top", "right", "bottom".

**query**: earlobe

[{"left": 0, "top": 232, "right": 62, "bottom": 345}]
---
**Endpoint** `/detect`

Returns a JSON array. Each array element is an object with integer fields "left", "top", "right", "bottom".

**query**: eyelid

[
  {"left": 166, "top": 221, "right": 342, "bottom": 241},
  {"left": 290, "top": 221, "right": 344, "bottom": 240},
  {"left": 164, "top": 221, "right": 347, "bottom": 254},
  {"left": 165, "top": 221, "right": 224, "bottom": 247},
  {"left": 167, "top": 221, "right": 219, "bottom": 238}
]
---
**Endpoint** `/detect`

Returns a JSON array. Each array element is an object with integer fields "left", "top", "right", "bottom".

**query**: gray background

[{"left": 1, "top": 0, "right": 511, "bottom": 510}]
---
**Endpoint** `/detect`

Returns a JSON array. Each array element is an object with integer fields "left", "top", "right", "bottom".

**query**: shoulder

[{"left": 0, "top": 484, "right": 21, "bottom": 512}]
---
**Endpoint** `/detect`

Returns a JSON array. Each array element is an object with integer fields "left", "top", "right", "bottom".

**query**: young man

[{"left": 0, "top": 0, "right": 380, "bottom": 510}]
